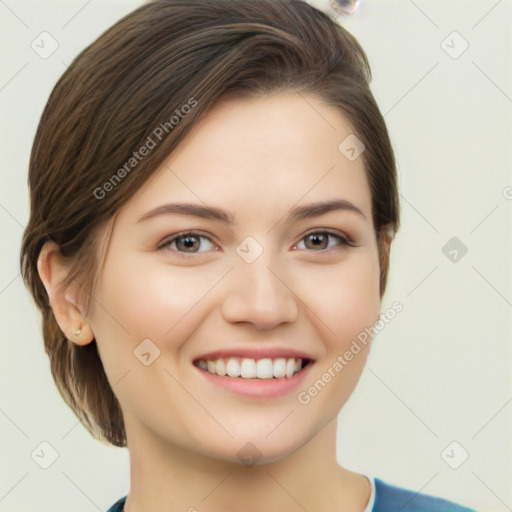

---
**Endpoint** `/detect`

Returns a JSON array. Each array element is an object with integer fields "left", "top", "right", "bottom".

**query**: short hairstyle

[{"left": 20, "top": 0, "right": 400, "bottom": 447}]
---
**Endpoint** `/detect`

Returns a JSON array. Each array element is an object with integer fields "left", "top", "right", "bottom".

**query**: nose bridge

[{"left": 221, "top": 237, "right": 298, "bottom": 329}]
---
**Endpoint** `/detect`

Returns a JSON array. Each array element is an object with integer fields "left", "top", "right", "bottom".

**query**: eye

[
  {"left": 293, "top": 230, "right": 354, "bottom": 252},
  {"left": 158, "top": 229, "right": 354, "bottom": 259},
  {"left": 158, "top": 231, "right": 218, "bottom": 258}
]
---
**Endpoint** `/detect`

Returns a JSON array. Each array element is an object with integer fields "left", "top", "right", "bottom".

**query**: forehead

[{"left": 118, "top": 92, "right": 372, "bottom": 227}]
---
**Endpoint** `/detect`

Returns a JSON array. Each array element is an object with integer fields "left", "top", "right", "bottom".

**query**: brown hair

[{"left": 20, "top": 0, "right": 400, "bottom": 447}]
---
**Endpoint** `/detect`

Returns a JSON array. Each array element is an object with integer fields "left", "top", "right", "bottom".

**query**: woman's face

[{"left": 87, "top": 92, "right": 382, "bottom": 462}]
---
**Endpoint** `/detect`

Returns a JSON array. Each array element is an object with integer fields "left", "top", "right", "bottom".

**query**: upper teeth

[{"left": 197, "top": 357, "right": 303, "bottom": 379}]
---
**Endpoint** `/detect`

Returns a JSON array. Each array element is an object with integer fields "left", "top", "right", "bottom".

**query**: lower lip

[{"left": 196, "top": 363, "right": 314, "bottom": 398}]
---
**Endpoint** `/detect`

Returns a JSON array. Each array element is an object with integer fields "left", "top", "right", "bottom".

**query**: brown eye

[
  {"left": 296, "top": 231, "right": 353, "bottom": 252},
  {"left": 304, "top": 233, "right": 329, "bottom": 250},
  {"left": 158, "top": 231, "right": 217, "bottom": 257},
  {"left": 174, "top": 234, "right": 201, "bottom": 252}
]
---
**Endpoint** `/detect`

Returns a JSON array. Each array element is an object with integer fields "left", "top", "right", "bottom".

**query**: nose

[{"left": 221, "top": 251, "right": 299, "bottom": 330}]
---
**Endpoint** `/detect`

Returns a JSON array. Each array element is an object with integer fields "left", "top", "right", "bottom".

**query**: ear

[
  {"left": 37, "top": 240, "right": 94, "bottom": 346},
  {"left": 378, "top": 223, "right": 395, "bottom": 298}
]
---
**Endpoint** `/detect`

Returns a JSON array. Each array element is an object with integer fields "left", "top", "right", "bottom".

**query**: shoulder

[
  {"left": 372, "top": 477, "right": 478, "bottom": 512},
  {"left": 106, "top": 496, "right": 126, "bottom": 512},
  {"left": 106, "top": 481, "right": 478, "bottom": 512}
]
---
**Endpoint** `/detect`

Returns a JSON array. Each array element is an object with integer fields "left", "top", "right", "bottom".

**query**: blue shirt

[{"left": 105, "top": 477, "right": 477, "bottom": 511}]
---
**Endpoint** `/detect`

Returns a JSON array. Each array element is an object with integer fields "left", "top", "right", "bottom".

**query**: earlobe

[
  {"left": 37, "top": 241, "right": 94, "bottom": 346},
  {"left": 68, "top": 321, "right": 94, "bottom": 346}
]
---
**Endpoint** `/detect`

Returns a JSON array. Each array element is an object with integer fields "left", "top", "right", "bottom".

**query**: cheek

[
  {"left": 294, "top": 254, "right": 380, "bottom": 417},
  {"left": 87, "top": 251, "right": 208, "bottom": 372},
  {"left": 294, "top": 249, "right": 381, "bottom": 346},
  {"left": 337, "top": 259, "right": 381, "bottom": 339},
  {"left": 102, "top": 262, "right": 208, "bottom": 334}
]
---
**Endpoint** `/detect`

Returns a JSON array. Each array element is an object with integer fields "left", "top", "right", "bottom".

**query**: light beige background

[{"left": 1, "top": 1, "right": 510, "bottom": 511}]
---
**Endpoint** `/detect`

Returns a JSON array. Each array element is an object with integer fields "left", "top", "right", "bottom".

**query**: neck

[{"left": 123, "top": 418, "right": 370, "bottom": 512}]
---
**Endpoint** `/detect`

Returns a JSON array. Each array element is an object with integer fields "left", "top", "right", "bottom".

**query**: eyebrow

[{"left": 136, "top": 198, "right": 368, "bottom": 225}]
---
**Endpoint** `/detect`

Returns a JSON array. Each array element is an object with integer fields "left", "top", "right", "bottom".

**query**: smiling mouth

[{"left": 194, "top": 357, "right": 314, "bottom": 380}]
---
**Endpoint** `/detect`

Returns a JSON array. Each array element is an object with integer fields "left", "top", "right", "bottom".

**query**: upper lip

[{"left": 194, "top": 347, "right": 316, "bottom": 362}]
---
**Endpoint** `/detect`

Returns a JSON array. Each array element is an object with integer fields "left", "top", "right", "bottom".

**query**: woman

[{"left": 20, "top": 1, "right": 477, "bottom": 510}]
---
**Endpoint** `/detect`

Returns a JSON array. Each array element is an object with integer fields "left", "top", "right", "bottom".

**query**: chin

[{"left": 201, "top": 426, "right": 316, "bottom": 467}]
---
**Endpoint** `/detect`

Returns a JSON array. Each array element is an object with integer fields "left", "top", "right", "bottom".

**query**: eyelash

[{"left": 157, "top": 229, "right": 355, "bottom": 259}]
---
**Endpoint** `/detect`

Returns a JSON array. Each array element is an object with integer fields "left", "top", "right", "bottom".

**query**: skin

[{"left": 38, "top": 92, "right": 392, "bottom": 512}]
